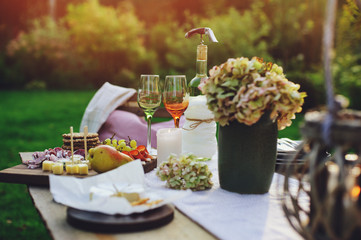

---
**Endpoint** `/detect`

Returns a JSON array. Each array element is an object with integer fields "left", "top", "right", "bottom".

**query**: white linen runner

[{"left": 145, "top": 156, "right": 305, "bottom": 240}]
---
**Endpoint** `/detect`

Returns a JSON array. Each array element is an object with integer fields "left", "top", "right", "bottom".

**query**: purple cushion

[{"left": 98, "top": 110, "right": 185, "bottom": 148}]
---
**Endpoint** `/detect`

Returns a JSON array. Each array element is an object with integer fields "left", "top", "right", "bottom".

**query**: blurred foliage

[
  {"left": 196, "top": 3, "right": 272, "bottom": 66},
  {"left": 64, "top": 0, "right": 153, "bottom": 88},
  {"left": 334, "top": 0, "right": 361, "bottom": 109},
  {"left": 5, "top": 18, "right": 73, "bottom": 89},
  {"left": 3, "top": 0, "right": 150, "bottom": 89},
  {"left": 265, "top": 0, "right": 326, "bottom": 69},
  {"left": 149, "top": 2, "right": 272, "bottom": 82},
  {"left": 1, "top": 0, "right": 361, "bottom": 110}
]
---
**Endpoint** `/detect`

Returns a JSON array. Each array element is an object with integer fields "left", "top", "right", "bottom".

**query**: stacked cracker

[{"left": 62, "top": 132, "right": 100, "bottom": 151}]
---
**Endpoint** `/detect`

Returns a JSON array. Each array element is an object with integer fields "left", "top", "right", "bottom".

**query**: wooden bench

[{"left": 117, "top": 93, "right": 171, "bottom": 118}]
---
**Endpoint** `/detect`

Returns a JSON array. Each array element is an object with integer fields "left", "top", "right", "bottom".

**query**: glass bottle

[
  {"left": 189, "top": 43, "right": 208, "bottom": 96},
  {"left": 182, "top": 27, "right": 218, "bottom": 158}
]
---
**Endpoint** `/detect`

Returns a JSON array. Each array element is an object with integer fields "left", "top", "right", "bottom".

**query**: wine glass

[
  {"left": 163, "top": 75, "right": 189, "bottom": 128},
  {"left": 137, "top": 75, "right": 161, "bottom": 154}
]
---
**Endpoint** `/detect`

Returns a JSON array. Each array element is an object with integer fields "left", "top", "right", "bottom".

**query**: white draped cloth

[{"left": 80, "top": 82, "right": 136, "bottom": 133}]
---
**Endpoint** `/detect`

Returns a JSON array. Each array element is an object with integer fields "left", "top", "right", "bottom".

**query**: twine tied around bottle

[{"left": 182, "top": 118, "right": 214, "bottom": 131}]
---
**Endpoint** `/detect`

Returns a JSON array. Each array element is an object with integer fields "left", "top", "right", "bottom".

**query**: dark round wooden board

[
  {"left": 66, "top": 204, "right": 174, "bottom": 233},
  {"left": 143, "top": 158, "right": 157, "bottom": 173}
]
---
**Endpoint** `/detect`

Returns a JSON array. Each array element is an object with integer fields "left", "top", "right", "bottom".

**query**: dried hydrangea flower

[
  {"left": 156, "top": 154, "right": 213, "bottom": 191},
  {"left": 201, "top": 57, "right": 306, "bottom": 129}
]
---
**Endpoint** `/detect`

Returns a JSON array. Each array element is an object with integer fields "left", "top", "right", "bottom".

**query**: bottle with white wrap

[{"left": 182, "top": 95, "right": 217, "bottom": 158}]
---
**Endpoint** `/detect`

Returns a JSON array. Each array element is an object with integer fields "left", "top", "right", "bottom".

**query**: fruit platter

[
  {"left": 0, "top": 130, "right": 157, "bottom": 187},
  {"left": 98, "top": 135, "right": 157, "bottom": 173}
]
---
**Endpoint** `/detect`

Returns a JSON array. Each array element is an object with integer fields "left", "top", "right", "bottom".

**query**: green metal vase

[{"left": 218, "top": 113, "right": 278, "bottom": 194}]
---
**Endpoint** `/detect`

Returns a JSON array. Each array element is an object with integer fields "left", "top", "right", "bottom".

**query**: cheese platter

[
  {"left": 0, "top": 152, "right": 95, "bottom": 187},
  {"left": 0, "top": 152, "right": 156, "bottom": 187}
]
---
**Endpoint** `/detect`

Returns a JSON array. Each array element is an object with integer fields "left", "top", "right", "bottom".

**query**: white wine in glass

[{"left": 137, "top": 75, "right": 161, "bottom": 154}]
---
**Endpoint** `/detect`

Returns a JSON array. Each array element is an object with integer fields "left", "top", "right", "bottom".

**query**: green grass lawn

[
  {"left": 0, "top": 90, "right": 95, "bottom": 240},
  {"left": 0, "top": 90, "right": 303, "bottom": 239}
]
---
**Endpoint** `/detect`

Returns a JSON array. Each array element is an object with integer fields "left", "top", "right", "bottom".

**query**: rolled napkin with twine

[{"left": 182, "top": 95, "right": 217, "bottom": 158}]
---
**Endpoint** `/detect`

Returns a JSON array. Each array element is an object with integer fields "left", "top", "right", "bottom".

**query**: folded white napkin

[
  {"left": 49, "top": 160, "right": 190, "bottom": 215},
  {"left": 80, "top": 82, "right": 136, "bottom": 133}
]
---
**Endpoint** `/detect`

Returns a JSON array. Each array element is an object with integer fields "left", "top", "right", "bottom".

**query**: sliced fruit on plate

[{"left": 88, "top": 145, "right": 133, "bottom": 173}]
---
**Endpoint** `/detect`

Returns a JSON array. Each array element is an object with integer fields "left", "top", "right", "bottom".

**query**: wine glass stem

[
  {"left": 174, "top": 117, "right": 180, "bottom": 128},
  {"left": 146, "top": 115, "right": 152, "bottom": 152}
]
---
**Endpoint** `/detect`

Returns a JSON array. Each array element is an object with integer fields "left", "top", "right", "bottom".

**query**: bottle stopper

[{"left": 185, "top": 27, "right": 218, "bottom": 43}]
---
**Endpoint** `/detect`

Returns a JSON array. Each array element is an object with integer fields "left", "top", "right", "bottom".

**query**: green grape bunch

[{"left": 102, "top": 134, "right": 138, "bottom": 152}]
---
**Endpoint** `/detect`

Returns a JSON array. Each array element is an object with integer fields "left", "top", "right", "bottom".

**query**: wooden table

[
  {"left": 0, "top": 153, "right": 215, "bottom": 239},
  {"left": 28, "top": 186, "right": 217, "bottom": 240},
  {"left": 1, "top": 152, "right": 300, "bottom": 239}
]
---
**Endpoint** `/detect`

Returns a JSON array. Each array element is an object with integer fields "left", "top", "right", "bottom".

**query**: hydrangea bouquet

[{"left": 200, "top": 57, "right": 306, "bottom": 130}]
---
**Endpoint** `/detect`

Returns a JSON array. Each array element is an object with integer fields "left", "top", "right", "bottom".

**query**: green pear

[{"left": 88, "top": 145, "right": 133, "bottom": 173}]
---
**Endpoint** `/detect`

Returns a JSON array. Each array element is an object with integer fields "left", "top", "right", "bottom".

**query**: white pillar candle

[{"left": 157, "top": 128, "right": 182, "bottom": 166}]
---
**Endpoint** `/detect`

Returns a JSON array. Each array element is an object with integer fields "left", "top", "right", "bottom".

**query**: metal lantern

[
  {"left": 282, "top": 110, "right": 361, "bottom": 239},
  {"left": 281, "top": 0, "right": 361, "bottom": 239}
]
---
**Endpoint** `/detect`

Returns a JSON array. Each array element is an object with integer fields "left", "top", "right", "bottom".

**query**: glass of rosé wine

[{"left": 163, "top": 75, "right": 189, "bottom": 128}]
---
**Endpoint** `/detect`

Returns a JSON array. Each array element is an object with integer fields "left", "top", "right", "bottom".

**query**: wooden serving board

[
  {"left": 0, "top": 152, "right": 97, "bottom": 187},
  {"left": 67, "top": 205, "right": 174, "bottom": 233},
  {"left": 0, "top": 152, "right": 157, "bottom": 187}
]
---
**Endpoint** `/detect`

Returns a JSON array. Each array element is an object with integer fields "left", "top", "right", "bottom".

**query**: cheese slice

[
  {"left": 66, "top": 164, "right": 79, "bottom": 175},
  {"left": 42, "top": 160, "right": 54, "bottom": 171},
  {"left": 78, "top": 163, "right": 89, "bottom": 175},
  {"left": 52, "top": 163, "right": 64, "bottom": 175}
]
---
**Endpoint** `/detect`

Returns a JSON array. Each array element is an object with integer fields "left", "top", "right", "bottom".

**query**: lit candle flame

[{"left": 351, "top": 185, "right": 361, "bottom": 200}]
